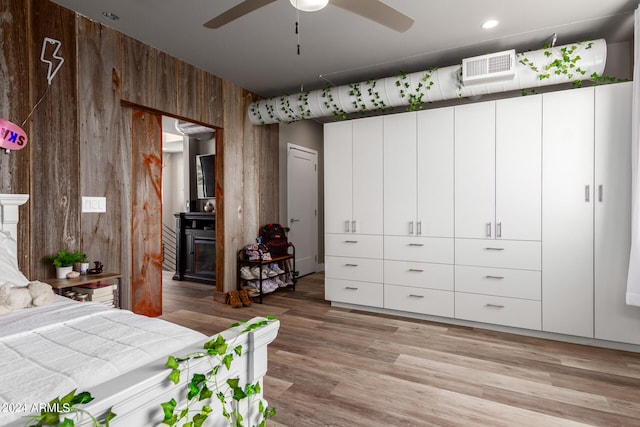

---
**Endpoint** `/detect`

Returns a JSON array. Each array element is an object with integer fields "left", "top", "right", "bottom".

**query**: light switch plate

[{"left": 82, "top": 196, "right": 106, "bottom": 213}]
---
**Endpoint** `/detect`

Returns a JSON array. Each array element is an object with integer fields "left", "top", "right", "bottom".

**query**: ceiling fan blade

[
  {"left": 330, "top": 0, "right": 414, "bottom": 33},
  {"left": 204, "top": 0, "right": 278, "bottom": 29}
]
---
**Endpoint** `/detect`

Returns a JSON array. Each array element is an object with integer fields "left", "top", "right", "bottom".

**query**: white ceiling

[{"left": 51, "top": 0, "right": 637, "bottom": 98}]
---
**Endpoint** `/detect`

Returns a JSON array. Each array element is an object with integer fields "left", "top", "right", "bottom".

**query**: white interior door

[{"left": 288, "top": 144, "right": 318, "bottom": 277}]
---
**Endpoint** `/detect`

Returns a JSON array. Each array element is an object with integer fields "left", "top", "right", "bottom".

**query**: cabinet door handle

[
  {"left": 409, "top": 294, "right": 425, "bottom": 298},
  {"left": 408, "top": 243, "right": 424, "bottom": 247},
  {"left": 352, "top": 220, "right": 357, "bottom": 233},
  {"left": 486, "top": 222, "right": 492, "bottom": 238},
  {"left": 417, "top": 221, "right": 422, "bottom": 236},
  {"left": 345, "top": 286, "right": 359, "bottom": 291},
  {"left": 485, "top": 304, "right": 505, "bottom": 309},
  {"left": 485, "top": 275, "right": 505, "bottom": 279},
  {"left": 344, "top": 240, "right": 359, "bottom": 244},
  {"left": 485, "top": 247, "right": 505, "bottom": 251},
  {"left": 598, "top": 185, "right": 604, "bottom": 203},
  {"left": 585, "top": 185, "right": 590, "bottom": 202},
  {"left": 345, "top": 220, "right": 350, "bottom": 233},
  {"left": 344, "top": 263, "right": 359, "bottom": 267},
  {"left": 496, "top": 222, "right": 502, "bottom": 238},
  {"left": 409, "top": 221, "right": 414, "bottom": 235},
  {"left": 408, "top": 269, "right": 424, "bottom": 272}
]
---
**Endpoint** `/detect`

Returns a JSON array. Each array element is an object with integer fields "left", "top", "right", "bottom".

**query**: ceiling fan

[{"left": 203, "top": 0, "right": 414, "bottom": 33}]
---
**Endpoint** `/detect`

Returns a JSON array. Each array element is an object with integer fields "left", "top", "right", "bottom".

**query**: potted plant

[{"left": 44, "top": 250, "right": 88, "bottom": 279}]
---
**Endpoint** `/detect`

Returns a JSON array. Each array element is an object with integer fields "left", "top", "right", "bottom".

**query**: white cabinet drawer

[
  {"left": 455, "top": 239, "right": 541, "bottom": 270},
  {"left": 385, "top": 284, "right": 454, "bottom": 317},
  {"left": 455, "top": 293, "right": 541, "bottom": 330},
  {"left": 384, "top": 236, "right": 454, "bottom": 263},
  {"left": 384, "top": 260, "right": 453, "bottom": 291},
  {"left": 455, "top": 266, "right": 541, "bottom": 300},
  {"left": 326, "top": 256, "right": 383, "bottom": 283},
  {"left": 325, "top": 234, "right": 383, "bottom": 258},
  {"left": 325, "top": 279, "right": 383, "bottom": 307}
]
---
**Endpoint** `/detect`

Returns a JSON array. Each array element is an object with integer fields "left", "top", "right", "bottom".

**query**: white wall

[{"left": 162, "top": 151, "right": 185, "bottom": 226}]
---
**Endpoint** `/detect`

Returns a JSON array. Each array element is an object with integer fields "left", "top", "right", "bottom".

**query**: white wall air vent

[{"left": 462, "top": 49, "right": 516, "bottom": 85}]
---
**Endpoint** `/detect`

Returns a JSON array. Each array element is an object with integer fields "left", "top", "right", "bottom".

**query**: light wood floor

[{"left": 160, "top": 272, "right": 640, "bottom": 427}]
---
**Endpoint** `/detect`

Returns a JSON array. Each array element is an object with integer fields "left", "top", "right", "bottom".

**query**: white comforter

[{"left": 0, "top": 297, "right": 206, "bottom": 424}]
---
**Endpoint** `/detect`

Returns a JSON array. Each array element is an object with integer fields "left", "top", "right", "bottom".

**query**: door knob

[{"left": 290, "top": 218, "right": 300, "bottom": 223}]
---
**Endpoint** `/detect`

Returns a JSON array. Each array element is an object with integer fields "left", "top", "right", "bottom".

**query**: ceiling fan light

[{"left": 289, "top": 0, "right": 329, "bottom": 12}]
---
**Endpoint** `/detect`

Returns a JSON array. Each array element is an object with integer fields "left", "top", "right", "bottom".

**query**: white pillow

[{"left": 0, "top": 231, "right": 29, "bottom": 287}]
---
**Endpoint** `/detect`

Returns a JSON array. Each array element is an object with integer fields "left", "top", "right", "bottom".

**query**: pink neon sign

[{"left": 0, "top": 119, "right": 27, "bottom": 151}]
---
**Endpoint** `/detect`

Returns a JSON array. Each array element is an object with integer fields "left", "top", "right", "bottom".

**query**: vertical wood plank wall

[
  {"left": 29, "top": 0, "right": 80, "bottom": 281},
  {"left": 1, "top": 0, "right": 279, "bottom": 313},
  {"left": 0, "top": 0, "right": 30, "bottom": 270}
]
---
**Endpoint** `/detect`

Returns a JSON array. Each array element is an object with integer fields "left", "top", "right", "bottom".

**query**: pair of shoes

[
  {"left": 240, "top": 266, "right": 255, "bottom": 280},
  {"left": 274, "top": 277, "right": 287, "bottom": 287},
  {"left": 269, "top": 263, "right": 285, "bottom": 275},
  {"left": 238, "top": 289, "right": 252, "bottom": 306},
  {"left": 226, "top": 290, "right": 242, "bottom": 308},
  {"left": 250, "top": 266, "right": 269, "bottom": 280}
]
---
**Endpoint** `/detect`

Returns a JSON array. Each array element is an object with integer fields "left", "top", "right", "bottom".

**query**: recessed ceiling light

[
  {"left": 102, "top": 11, "right": 120, "bottom": 21},
  {"left": 481, "top": 19, "right": 499, "bottom": 29}
]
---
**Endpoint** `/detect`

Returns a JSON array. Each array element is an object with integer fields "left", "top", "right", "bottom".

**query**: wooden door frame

[{"left": 123, "top": 102, "right": 224, "bottom": 316}]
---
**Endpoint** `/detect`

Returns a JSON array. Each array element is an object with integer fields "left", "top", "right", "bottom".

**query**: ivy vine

[
  {"left": 321, "top": 87, "right": 347, "bottom": 121},
  {"left": 160, "top": 317, "right": 278, "bottom": 427},
  {"left": 23, "top": 390, "right": 116, "bottom": 427},
  {"left": 251, "top": 40, "right": 625, "bottom": 123}
]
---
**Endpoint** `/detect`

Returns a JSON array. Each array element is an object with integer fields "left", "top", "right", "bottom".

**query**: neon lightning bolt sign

[{"left": 40, "top": 37, "right": 64, "bottom": 85}]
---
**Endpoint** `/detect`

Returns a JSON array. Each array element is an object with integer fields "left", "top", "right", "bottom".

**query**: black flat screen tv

[{"left": 196, "top": 154, "right": 215, "bottom": 199}]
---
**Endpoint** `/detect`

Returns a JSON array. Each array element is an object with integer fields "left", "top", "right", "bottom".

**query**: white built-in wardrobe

[{"left": 324, "top": 82, "right": 640, "bottom": 346}]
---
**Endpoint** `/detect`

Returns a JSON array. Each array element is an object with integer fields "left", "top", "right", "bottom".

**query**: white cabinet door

[
  {"left": 542, "top": 87, "right": 594, "bottom": 338},
  {"left": 495, "top": 95, "right": 542, "bottom": 241},
  {"left": 324, "top": 121, "right": 353, "bottom": 234},
  {"left": 594, "top": 82, "right": 640, "bottom": 344},
  {"left": 384, "top": 112, "right": 417, "bottom": 236},
  {"left": 353, "top": 117, "right": 384, "bottom": 235},
  {"left": 417, "top": 107, "right": 454, "bottom": 238},
  {"left": 455, "top": 102, "right": 496, "bottom": 239},
  {"left": 325, "top": 118, "right": 383, "bottom": 236}
]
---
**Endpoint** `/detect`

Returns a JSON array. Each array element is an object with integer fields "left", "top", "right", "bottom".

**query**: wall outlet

[{"left": 82, "top": 196, "right": 106, "bottom": 213}]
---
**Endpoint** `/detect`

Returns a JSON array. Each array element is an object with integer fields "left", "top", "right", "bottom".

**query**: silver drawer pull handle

[
  {"left": 485, "top": 304, "right": 505, "bottom": 309},
  {"left": 409, "top": 294, "right": 425, "bottom": 298},
  {"left": 486, "top": 222, "right": 492, "bottom": 238},
  {"left": 345, "top": 286, "right": 359, "bottom": 291},
  {"left": 352, "top": 220, "right": 357, "bottom": 233},
  {"left": 485, "top": 275, "right": 504, "bottom": 279},
  {"left": 417, "top": 221, "right": 422, "bottom": 236},
  {"left": 345, "top": 220, "right": 350, "bottom": 233},
  {"left": 485, "top": 247, "right": 505, "bottom": 251},
  {"left": 345, "top": 264, "right": 359, "bottom": 267},
  {"left": 409, "top": 269, "right": 424, "bottom": 272},
  {"left": 408, "top": 243, "right": 424, "bottom": 247},
  {"left": 344, "top": 240, "right": 359, "bottom": 244}
]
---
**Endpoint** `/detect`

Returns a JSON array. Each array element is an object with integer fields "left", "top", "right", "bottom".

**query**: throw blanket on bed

[{"left": 0, "top": 297, "right": 206, "bottom": 424}]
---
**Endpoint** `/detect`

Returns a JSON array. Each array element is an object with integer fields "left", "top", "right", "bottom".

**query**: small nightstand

[{"left": 47, "top": 272, "right": 122, "bottom": 308}]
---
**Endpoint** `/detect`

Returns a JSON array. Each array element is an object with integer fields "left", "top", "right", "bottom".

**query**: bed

[{"left": 0, "top": 194, "right": 279, "bottom": 426}]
